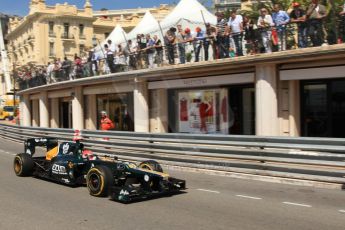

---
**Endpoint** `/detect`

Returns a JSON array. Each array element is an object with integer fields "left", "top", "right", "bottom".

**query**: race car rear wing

[{"left": 24, "top": 138, "right": 58, "bottom": 156}]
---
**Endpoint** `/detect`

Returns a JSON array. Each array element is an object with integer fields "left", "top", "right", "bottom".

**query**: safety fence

[
  {"left": 17, "top": 18, "right": 345, "bottom": 91},
  {"left": 0, "top": 123, "right": 345, "bottom": 188}
]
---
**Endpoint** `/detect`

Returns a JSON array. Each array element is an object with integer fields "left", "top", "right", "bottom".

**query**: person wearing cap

[
  {"left": 290, "top": 2, "right": 308, "bottom": 48},
  {"left": 194, "top": 27, "right": 207, "bottom": 62},
  {"left": 306, "top": 0, "right": 327, "bottom": 47},
  {"left": 100, "top": 111, "right": 115, "bottom": 131},
  {"left": 183, "top": 27, "right": 195, "bottom": 61},
  {"left": 272, "top": 4, "right": 290, "bottom": 51}
]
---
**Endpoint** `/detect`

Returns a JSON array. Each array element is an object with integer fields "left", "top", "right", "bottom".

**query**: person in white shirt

[
  {"left": 228, "top": 9, "right": 244, "bottom": 56},
  {"left": 104, "top": 43, "right": 116, "bottom": 73},
  {"left": 46, "top": 62, "right": 55, "bottom": 84},
  {"left": 257, "top": 8, "right": 274, "bottom": 53}
]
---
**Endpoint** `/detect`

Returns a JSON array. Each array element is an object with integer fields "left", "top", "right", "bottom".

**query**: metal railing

[{"left": 0, "top": 124, "right": 344, "bottom": 187}]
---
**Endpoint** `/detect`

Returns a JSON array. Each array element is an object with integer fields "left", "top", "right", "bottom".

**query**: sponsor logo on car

[{"left": 52, "top": 164, "right": 68, "bottom": 175}]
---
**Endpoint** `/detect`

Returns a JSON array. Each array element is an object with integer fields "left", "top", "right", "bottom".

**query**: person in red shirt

[
  {"left": 100, "top": 111, "right": 114, "bottom": 141},
  {"left": 100, "top": 111, "right": 114, "bottom": 131}
]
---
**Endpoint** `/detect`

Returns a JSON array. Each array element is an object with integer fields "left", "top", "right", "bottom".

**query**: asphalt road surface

[{"left": 0, "top": 138, "right": 344, "bottom": 230}]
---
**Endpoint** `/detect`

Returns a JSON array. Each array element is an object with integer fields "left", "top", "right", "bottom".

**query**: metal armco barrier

[{"left": 1, "top": 124, "right": 345, "bottom": 187}]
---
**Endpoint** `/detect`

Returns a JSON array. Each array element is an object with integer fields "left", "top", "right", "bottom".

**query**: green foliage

[
  {"left": 186, "top": 52, "right": 193, "bottom": 62},
  {"left": 240, "top": 0, "right": 344, "bottom": 44}
]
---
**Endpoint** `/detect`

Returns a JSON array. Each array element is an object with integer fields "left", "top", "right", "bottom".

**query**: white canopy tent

[
  {"left": 123, "top": 0, "right": 217, "bottom": 47},
  {"left": 126, "top": 11, "right": 160, "bottom": 40},
  {"left": 159, "top": 0, "right": 217, "bottom": 31},
  {"left": 94, "top": 24, "right": 128, "bottom": 58}
]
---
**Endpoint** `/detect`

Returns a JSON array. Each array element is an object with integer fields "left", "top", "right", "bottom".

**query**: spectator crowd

[{"left": 17, "top": 0, "right": 345, "bottom": 90}]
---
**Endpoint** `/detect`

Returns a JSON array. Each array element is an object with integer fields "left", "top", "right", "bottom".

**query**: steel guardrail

[{"left": 0, "top": 124, "right": 344, "bottom": 186}]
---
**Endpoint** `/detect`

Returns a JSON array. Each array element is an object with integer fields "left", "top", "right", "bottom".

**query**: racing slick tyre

[
  {"left": 138, "top": 160, "right": 163, "bottom": 173},
  {"left": 86, "top": 165, "right": 113, "bottom": 197},
  {"left": 14, "top": 153, "right": 34, "bottom": 177}
]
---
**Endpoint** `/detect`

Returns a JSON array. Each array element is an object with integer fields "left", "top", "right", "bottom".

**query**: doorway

[
  {"left": 60, "top": 100, "right": 72, "bottom": 129},
  {"left": 301, "top": 79, "right": 345, "bottom": 137}
]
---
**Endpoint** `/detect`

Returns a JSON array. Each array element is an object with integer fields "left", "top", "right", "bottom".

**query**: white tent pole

[{"left": 158, "top": 21, "right": 166, "bottom": 46}]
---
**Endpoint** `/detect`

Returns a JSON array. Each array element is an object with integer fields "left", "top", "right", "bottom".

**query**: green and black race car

[{"left": 13, "top": 138, "right": 186, "bottom": 203}]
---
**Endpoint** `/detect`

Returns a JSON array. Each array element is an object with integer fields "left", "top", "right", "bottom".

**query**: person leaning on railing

[
  {"left": 176, "top": 24, "right": 186, "bottom": 64},
  {"left": 272, "top": 4, "right": 290, "bottom": 51},
  {"left": 290, "top": 2, "right": 308, "bottom": 48},
  {"left": 257, "top": 8, "right": 274, "bottom": 53},
  {"left": 306, "top": 0, "right": 327, "bottom": 47},
  {"left": 243, "top": 15, "right": 259, "bottom": 55},
  {"left": 127, "top": 39, "right": 138, "bottom": 70},
  {"left": 215, "top": 12, "right": 229, "bottom": 59},
  {"left": 228, "top": 9, "right": 244, "bottom": 57},
  {"left": 61, "top": 57, "right": 72, "bottom": 80},
  {"left": 104, "top": 43, "right": 116, "bottom": 73},
  {"left": 194, "top": 27, "right": 207, "bottom": 62},
  {"left": 164, "top": 28, "right": 177, "bottom": 65},
  {"left": 339, "top": 4, "right": 345, "bottom": 43},
  {"left": 145, "top": 34, "right": 155, "bottom": 69},
  {"left": 153, "top": 35, "right": 163, "bottom": 67},
  {"left": 205, "top": 23, "right": 217, "bottom": 60}
]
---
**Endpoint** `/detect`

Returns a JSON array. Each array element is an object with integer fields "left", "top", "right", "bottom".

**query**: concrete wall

[{"left": 17, "top": 46, "right": 345, "bottom": 136}]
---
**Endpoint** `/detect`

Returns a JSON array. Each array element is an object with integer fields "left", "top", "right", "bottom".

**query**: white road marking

[
  {"left": 283, "top": 202, "right": 311, "bottom": 208},
  {"left": 236, "top": 195, "right": 262, "bottom": 200},
  {"left": 196, "top": 189, "right": 220, "bottom": 194},
  {"left": 0, "top": 151, "right": 15, "bottom": 156},
  {"left": 339, "top": 210, "right": 345, "bottom": 213}
]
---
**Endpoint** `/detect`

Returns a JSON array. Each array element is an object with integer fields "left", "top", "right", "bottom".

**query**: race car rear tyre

[
  {"left": 138, "top": 160, "right": 163, "bottom": 173},
  {"left": 14, "top": 153, "right": 34, "bottom": 177},
  {"left": 86, "top": 165, "right": 112, "bottom": 197}
]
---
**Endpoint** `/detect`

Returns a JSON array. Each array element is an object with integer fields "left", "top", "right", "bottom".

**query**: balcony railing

[
  {"left": 48, "top": 32, "right": 56, "bottom": 37},
  {"left": 61, "top": 33, "right": 74, "bottom": 40},
  {"left": 15, "top": 17, "right": 345, "bottom": 91}
]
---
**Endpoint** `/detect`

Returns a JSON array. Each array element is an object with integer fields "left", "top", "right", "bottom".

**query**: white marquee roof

[{"left": 160, "top": 0, "right": 217, "bottom": 29}]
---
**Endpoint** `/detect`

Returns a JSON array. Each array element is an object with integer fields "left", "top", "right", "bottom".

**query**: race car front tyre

[
  {"left": 86, "top": 165, "right": 112, "bottom": 197},
  {"left": 138, "top": 160, "right": 163, "bottom": 173},
  {"left": 14, "top": 153, "right": 34, "bottom": 177}
]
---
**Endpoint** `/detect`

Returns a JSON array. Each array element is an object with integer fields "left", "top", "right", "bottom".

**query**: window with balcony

[
  {"left": 79, "top": 44, "right": 85, "bottom": 56},
  {"left": 48, "top": 21, "right": 55, "bottom": 37},
  {"left": 79, "top": 24, "right": 85, "bottom": 38},
  {"left": 63, "top": 23, "right": 70, "bottom": 39},
  {"left": 49, "top": 42, "right": 55, "bottom": 57}
]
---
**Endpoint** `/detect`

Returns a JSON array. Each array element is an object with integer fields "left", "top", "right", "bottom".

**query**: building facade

[
  {"left": 18, "top": 45, "right": 345, "bottom": 138},
  {"left": 6, "top": 0, "right": 95, "bottom": 69},
  {"left": 93, "top": 4, "right": 172, "bottom": 42},
  {"left": 4, "top": 0, "right": 172, "bottom": 70},
  {"left": 214, "top": 0, "right": 242, "bottom": 12}
]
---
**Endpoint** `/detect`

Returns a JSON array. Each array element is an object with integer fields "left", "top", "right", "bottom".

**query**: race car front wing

[{"left": 111, "top": 177, "right": 186, "bottom": 203}]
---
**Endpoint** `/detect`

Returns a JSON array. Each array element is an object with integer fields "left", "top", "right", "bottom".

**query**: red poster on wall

[{"left": 179, "top": 98, "right": 188, "bottom": 121}]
